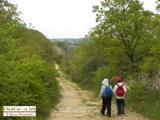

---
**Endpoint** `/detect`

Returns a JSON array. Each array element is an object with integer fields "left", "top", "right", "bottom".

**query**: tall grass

[{"left": 126, "top": 80, "right": 160, "bottom": 120}]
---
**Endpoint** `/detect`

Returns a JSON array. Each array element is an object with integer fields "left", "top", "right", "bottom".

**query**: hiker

[
  {"left": 99, "top": 78, "right": 113, "bottom": 117},
  {"left": 113, "top": 76, "right": 127, "bottom": 116}
]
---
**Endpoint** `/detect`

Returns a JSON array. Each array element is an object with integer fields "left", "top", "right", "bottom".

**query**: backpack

[
  {"left": 116, "top": 84, "right": 125, "bottom": 97},
  {"left": 103, "top": 86, "right": 113, "bottom": 97}
]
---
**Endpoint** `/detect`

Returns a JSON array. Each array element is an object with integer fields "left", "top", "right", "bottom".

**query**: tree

[
  {"left": 0, "top": 1, "right": 60, "bottom": 119},
  {"left": 93, "top": 0, "right": 152, "bottom": 71}
]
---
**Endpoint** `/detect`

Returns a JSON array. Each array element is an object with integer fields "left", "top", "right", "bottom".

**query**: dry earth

[{"left": 48, "top": 65, "right": 148, "bottom": 120}]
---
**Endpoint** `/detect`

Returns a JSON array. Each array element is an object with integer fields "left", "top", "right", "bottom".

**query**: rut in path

[{"left": 48, "top": 65, "right": 148, "bottom": 120}]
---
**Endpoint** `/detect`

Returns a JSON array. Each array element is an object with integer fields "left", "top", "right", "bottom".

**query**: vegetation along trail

[{"left": 48, "top": 65, "right": 148, "bottom": 120}]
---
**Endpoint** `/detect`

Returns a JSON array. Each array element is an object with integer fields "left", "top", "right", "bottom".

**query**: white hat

[{"left": 102, "top": 78, "right": 109, "bottom": 86}]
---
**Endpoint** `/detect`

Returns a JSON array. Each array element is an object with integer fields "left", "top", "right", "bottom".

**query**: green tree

[
  {"left": 93, "top": 0, "right": 154, "bottom": 71},
  {"left": 0, "top": 0, "right": 60, "bottom": 119}
]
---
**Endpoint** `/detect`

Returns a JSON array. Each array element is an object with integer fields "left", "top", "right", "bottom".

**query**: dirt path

[{"left": 48, "top": 65, "right": 148, "bottom": 120}]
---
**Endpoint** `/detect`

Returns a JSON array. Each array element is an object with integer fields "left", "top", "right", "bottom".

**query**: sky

[{"left": 10, "top": 0, "right": 157, "bottom": 39}]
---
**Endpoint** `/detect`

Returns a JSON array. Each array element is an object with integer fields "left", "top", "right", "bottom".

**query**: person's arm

[
  {"left": 113, "top": 85, "right": 117, "bottom": 94},
  {"left": 99, "top": 85, "right": 105, "bottom": 98},
  {"left": 123, "top": 85, "right": 127, "bottom": 93}
]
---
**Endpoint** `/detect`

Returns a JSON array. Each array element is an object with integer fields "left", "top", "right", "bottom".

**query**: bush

[
  {"left": 127, "top": 80, "right": 160, "bottom": 120},
  {"left": 141, "top": 57, "right": 160, "bottom": 76}
]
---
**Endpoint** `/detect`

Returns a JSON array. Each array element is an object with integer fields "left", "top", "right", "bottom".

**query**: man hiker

[
  {"left": 99, "top": 78, "right": 113, "bottom": 117},
  {"left": 113, "top": 76, "right": 127, "bottom": 116}
]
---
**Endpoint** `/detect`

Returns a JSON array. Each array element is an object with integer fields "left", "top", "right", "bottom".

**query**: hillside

[{"left": 50, "top": 38, "right": 83, "bottom": 44}]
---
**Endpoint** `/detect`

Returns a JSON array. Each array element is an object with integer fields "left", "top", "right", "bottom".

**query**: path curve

[{"left": 48, "top": 64, "right": 148, "bottom": 120}]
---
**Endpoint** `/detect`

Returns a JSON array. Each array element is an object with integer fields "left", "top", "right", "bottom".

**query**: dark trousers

[
  {"left": 101, "top": 96, "right": 112, "bottom": 116},
  {"left": 116, "top": 99, "right": 125, "bottom": 115}
]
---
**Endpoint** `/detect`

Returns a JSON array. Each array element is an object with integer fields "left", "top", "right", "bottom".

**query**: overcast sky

[{"left": 11, "top": 0, "right": 157, "bottom": 39}]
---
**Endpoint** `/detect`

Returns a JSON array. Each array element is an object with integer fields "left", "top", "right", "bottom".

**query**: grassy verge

[{"left": 126, "top": 80, "right": 160, "bottom": 120}]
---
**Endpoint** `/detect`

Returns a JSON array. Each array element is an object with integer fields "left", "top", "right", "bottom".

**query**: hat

[
  {"left": 102, "top": 78, "right": 109, "bottom": 86},
  {"left": 115, "top": 76, "right": 122, "bottom": 82}
]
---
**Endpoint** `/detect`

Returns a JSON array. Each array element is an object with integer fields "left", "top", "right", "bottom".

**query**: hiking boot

[
  {"left": 117, "top": 112, "right": 121, "bottom": 116},
  {"left": 100, "top": 110, "right": 105, "bottom": 115},
  {"left": 122, "top": 110, "right": 125, "bottom": 115},
  {"left": 107, "top": 114, "right": 111, "bottom": 117}
]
